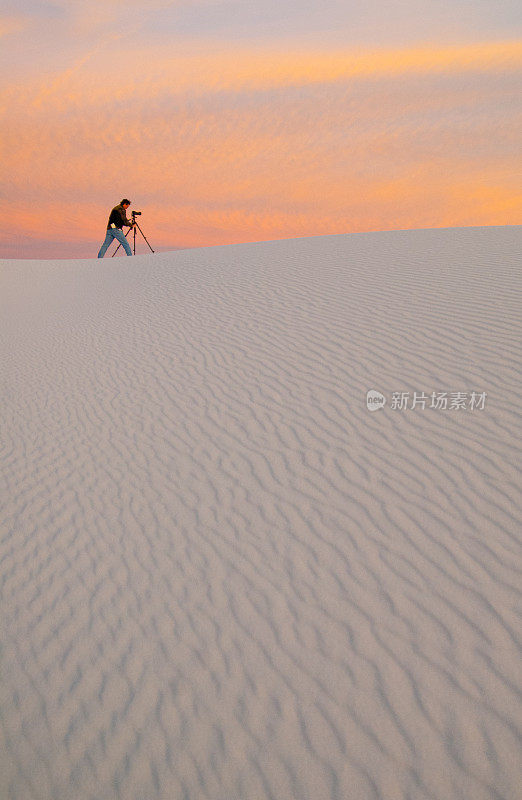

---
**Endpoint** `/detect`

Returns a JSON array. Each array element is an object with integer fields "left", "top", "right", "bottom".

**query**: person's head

[{"left": 121, "top": 198, "right": 131, "bottom": 209}]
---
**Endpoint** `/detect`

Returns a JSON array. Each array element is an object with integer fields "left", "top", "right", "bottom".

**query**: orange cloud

[
  {"left": 0, "top": 15, "right": 28, "bottom": 38},
  {"left": 3, "top": 39, "right": 521, "bottom": 112},
  {"left": 1, "top": 40, "right": 521, "bottom": 256}
]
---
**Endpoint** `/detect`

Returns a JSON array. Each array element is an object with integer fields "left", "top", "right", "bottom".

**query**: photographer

[{"left": 97, "top": 199, "right": 135, "bottom": 258}]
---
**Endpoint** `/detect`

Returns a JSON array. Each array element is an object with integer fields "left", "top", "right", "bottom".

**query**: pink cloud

[{"left": 1, "top": 40, "right": 520, "bottom": 257}]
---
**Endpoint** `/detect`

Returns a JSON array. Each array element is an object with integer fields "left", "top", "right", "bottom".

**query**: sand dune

[{"left": 1, "top": 227, "right": 521, "bottom": 800}]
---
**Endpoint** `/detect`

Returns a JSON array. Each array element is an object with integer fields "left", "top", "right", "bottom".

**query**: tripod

[{"left": 111, "top": 213, "right": 155, "bottom": 256}]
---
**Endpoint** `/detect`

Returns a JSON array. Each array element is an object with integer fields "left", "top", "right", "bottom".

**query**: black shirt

[{"left": 107, "top": 204, "right": 131, "bottom": 230}]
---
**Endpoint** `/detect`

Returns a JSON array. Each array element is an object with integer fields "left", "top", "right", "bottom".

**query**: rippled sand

[{"left": 1, "top": 227, "right": 521, "bottom": 800}]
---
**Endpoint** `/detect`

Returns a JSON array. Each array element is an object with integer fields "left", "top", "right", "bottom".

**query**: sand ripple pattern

[{"left": 1, "top": 227, "right": 521, "bottom": 800}]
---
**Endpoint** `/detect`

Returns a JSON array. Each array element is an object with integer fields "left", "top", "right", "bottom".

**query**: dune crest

[{"left": 1, "top": 227, "right": 521, "bottom": 800}]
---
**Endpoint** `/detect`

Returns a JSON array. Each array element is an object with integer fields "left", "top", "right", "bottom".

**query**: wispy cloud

[
  {"left": 0, "top": 13, "right": 31, "bottom": 38},
  {"left": 1, "top": 36, "right": 521, "bottom": 256},
  {"left": 10, "top": 39, "right": 522, "bottom": 107}
]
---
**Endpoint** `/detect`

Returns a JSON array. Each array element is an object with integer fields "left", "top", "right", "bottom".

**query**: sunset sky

[{"left": 1, "top": 1, "right": 521, "bottom": 258}]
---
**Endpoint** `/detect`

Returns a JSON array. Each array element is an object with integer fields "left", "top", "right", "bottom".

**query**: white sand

[{"left": 1, "top": 226, "right": 521, "bottom": 800}]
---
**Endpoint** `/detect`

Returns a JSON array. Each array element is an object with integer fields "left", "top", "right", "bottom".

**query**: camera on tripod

[{"left": 111, "top": 207, "right": 154, "bottom": 256}]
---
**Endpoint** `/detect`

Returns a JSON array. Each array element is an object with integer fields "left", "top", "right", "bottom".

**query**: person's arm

[{"left": 119, "top": 207, "right": 134, "bottom": 227}]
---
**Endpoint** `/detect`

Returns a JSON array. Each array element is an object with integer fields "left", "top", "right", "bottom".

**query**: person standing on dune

[{"left": 97, "top": 199, "right": 135, "bottom": 258}]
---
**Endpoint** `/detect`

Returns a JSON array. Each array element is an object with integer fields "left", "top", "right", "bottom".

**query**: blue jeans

[{"left": 98, "top": 227, "right": 132, "bottom": 257}]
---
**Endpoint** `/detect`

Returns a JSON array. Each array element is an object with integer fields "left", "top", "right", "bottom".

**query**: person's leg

[
  {"left": 97, "top": 229, "right": 114, "bottom": 258},
  {"left": 113, "top": 228, "right": 132, "bottom": 256}
]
